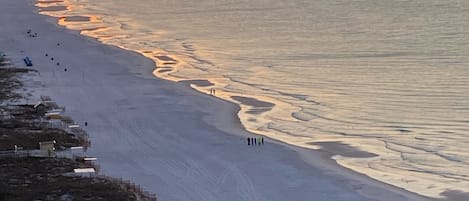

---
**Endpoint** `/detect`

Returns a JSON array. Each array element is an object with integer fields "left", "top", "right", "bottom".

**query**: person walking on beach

[
  {"left": 247, "top": 137, "right": 251, "bottom": 146},
  {"left": 261, "top": 137, "right": 264, "bottom": 145},
  {"left": 258, "top": 137, "right": 261, "bottom": 146},
  {"left": 253, "top": 138, "right": 256, "bottom": 145},
  {"left": 209, "top": 88, "right": 216, "bottom": 95}
]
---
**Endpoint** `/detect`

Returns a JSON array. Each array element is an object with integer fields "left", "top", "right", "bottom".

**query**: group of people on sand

[
  {"left": 41, "top": 37, "right": 68, "bottom": 72},
  {"left": 209, "top": 88, "right": 216, "bottom": 95},
  {"left": 247, "top": 137, "right": 264, "bottom": 146},
  {"left": 27, "top": 29, "right": 38, "bottom": 37}
]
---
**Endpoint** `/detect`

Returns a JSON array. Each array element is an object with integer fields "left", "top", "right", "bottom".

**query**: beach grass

[
  {"left": 0, "top": 60, "right": 155, "bottom": 201},
  {"left": 0, "top": 157, "right": 137, "bottom": 201},
  {"left": 0, "top": 67, "right": 34, "bottom": 101},
  {"left": 0, "top": 104, "right": 81, "bottom": 151}
]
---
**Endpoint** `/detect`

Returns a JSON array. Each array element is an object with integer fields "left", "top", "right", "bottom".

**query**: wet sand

[
  {"left": 38, "top": 5, "right": 67, "bottom": 12},
  {"left": 182, "top": 80, "right": 215, "bottom": 87},
  {"left": 231, "top": 96, "right": 274, "bottom": 114},
  {"left": 60, "top": 16, "right": 90, "bottom": 22},
  {"left": 312, "top": 141, "right": 378, "bottom": 158}
]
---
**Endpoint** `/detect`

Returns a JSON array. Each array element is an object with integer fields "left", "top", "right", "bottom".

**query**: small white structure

[
  {"left": 49, "top": 108, "right": 64, "bottom": 113},
  {"left": 45, "top": 112, "right": 61, "bottom": 119},
  {"left": 80, "top": 156, "right": 98, "bottom": 167},
  {"left": 43, "top": 100, "right": 55, "bottom": 104},
  {"left": 33, "top": 101, "right": 43, "bottom": 109},
  {"left": 70, "top": 146, "right": 84, "bottom": 156},
  {"left": 73, "top": 168, "right": 96, "bottom": 173},
  {"left": 14, "top": 145, "right": 21, "bottom": 154},
  {"left": 34, "top": 102, "right": 46, "bottom": 114},
  {"left": 84, "top": 157, "right": 97, "bottom": 161},
  {"left": 39, "top": 140, "right": 56, "bottom": 155}
]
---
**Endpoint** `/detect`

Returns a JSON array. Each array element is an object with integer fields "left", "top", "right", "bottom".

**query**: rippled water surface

[{"left": 37, "top": 0, "right": 469, "bottom": 198}]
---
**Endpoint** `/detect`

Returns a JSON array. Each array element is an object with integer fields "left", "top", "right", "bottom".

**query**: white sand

[{"left": 0, "top": 0, "right": 441, "bottom": 200}]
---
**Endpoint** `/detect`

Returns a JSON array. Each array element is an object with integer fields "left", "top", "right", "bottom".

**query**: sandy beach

[{"left": 0, "top": 0, "right": 456, "bottom": 200}]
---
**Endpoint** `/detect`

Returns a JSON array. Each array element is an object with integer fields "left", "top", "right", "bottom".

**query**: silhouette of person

[
  {"left": 253, "top": 138, "right": 256, "bottom": 145},
  {"left": 261, "top": 137, "right": 264, "bottom": 145},
  {"left": 247, "top": 137, "right": 250, "bottom": 146}
]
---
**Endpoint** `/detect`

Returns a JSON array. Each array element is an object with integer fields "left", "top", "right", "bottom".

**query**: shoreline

[
  {"left": 32, "top": 1, "right": 465, "bottom": 199},
  {"left": 30, "top": 0, "right": 444, "bottom": 200},
  {"left": 0, "top": 0, "right": 450, "bottom": 200},
  {"left": 25, "top": 1, "right": 469, "bottom": 199}
]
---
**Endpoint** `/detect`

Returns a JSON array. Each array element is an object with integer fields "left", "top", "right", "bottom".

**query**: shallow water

[{"left": 37, "top": 0, "right": 469, "bottom": 198}]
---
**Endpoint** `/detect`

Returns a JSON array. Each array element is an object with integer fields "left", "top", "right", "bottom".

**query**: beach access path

[{"left": 0, "top": 0, "right": 437, "bottom": 200}]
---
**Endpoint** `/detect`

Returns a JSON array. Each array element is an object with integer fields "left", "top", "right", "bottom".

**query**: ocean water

[{"left": 37, "top": 0, "right": 469, "bottom": 198}]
